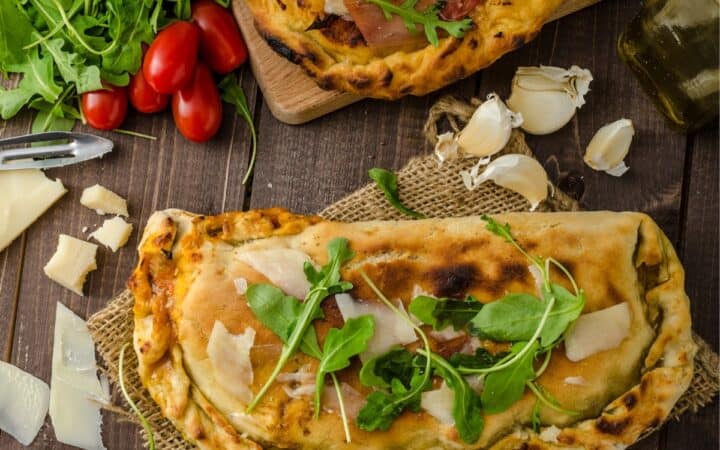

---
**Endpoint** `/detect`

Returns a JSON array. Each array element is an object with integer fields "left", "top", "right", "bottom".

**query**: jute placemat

[{"left": 87, "top": 96, "right": 719, "bottom": 449}]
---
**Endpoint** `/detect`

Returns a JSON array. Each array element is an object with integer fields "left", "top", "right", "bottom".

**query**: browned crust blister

[
  {"left": 130, "top": 209, "right": 696, "bottom": 449},
  {"left": 243, "top": 0, "right": 565, "bottom": 99}
]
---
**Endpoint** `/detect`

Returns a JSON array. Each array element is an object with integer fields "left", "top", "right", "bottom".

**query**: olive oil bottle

[{"left": 618, "top": 0, "right": 719, "bottom": 132}]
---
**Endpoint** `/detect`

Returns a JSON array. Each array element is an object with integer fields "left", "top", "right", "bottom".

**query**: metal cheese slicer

[{"left": 0, "top": 131, "right": 113, "bottom": 171}]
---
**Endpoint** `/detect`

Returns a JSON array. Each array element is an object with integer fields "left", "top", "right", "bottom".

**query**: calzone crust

[{"left": 130, "top": 209, "right": 696, "bottom": 449}]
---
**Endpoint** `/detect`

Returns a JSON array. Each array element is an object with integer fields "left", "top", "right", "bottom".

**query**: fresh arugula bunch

[
  {"left": 246, "top": 238, "right": 355, "bottom": 411},
  {"left": 364, "top": 0, "right": 472, "bottom": 47},
  {"left": 0, "top": 0, "right": 174, "bottom": 131}
]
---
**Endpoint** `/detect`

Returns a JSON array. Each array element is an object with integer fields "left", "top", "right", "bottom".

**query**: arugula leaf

[
  {"left": 481, "top": 341, "right": 538, "bottom": 414},
  {"left": 245, "top": 283, "right": 323, "bottom": 358},
  {"left": 448, "top": 348, "right": 507, "bottom": 369},
  {"left": 424, "top": 351, "right": 483, "bottom": 444},
  {"left": 42, "top": 38, "right": 103, "bottom": 93},
  {"left": 356, "top": 368, "right": 430, "bottom": 432},
  {"left": 363, "top": 0, "right": 472, "bottom": 47},
  {"left": 369, "top": 168, "right": 425, "bottom": 219},
  {"left": 409, "top": 295, "right": 483, "bottom": 331},
  {"left": 219, "top": 75, "right": 258, "bottom": 185},
  {"left": 359, "top": 347, "right": 418, "bottom": 388},
  {"left": 530, "top": 400, "right": 541, "bottom": 432},
  {"left": 0, "top": 0, "right": 35, "bottom": 70},
  {"left": 247, "top": 238, "right": 355, "bottom": 412},
  {"left": 314, "top": 315, "right": 375, "bottom": 418},
  {"left": 469, "top": 288, "right": 584, "bottom": 348}
]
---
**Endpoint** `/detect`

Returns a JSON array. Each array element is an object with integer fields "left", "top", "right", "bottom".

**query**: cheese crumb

[
  {"left": 43, "top": 235, "right": 98, "bottom": 296},
  {"left": 80, "top": 184, "right": 128, "bottom": 217},
  {"left": 89, "top": 217, "right": 133, "bottom": 252}
]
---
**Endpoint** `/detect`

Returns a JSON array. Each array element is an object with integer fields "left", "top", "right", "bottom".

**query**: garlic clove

[
  {"left": 507, "top": 65, "right": 593, "bottom": 135},
  {"left": 434, "top": 131, "right": 460, "bottom": 163},
  {"left": 583, "top": 119, "right": 634, "bottom": 177},
  {"left": 460, "top": 154, "right": 548, "bottom": 210},
  {"left": 457, "top": 94, "right": 523, "bottom": 157}
]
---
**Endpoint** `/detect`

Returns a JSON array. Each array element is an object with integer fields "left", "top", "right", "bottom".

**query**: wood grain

[{"left": 232, "top": 0, "right": 603, "bottom": 124}]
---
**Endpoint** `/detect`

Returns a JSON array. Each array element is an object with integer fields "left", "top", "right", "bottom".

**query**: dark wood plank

[
  {"left": 248, "top": 78, "right": 475, "bottom": 213},
  {"left": 479, "top": 0, "right": 688, "bottom": 241},
  {"left": 0, "top": 68, "right": 257, "bottom": 450},
  {"left": 661, "top": 125, "right": 719, "bottom": 450}
]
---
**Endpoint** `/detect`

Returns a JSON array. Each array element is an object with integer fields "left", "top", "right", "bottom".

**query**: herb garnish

[
  {"left": 363, "top": 0, "right": 472, "bottom": 47},
  {"left": 356, "top": 271, "right": 432, "bottom": 432},
  {"left": 368, "top": 168, "right": 425, "bottom": 219},
  {"left": 219, "top": 75, "right": 258, "bottom": 184},
  {"left": 246, "top": 238, "right": 355, "bottom": 412},
  {"left": 246, "top": 283, "right": 372, "bottom": 443},
  {"left": 119, "top": 343, "right": 155, "bottom": 450}
]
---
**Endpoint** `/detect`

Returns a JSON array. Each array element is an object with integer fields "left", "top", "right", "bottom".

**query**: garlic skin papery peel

[
  {"left": 456, "top": 94, "right": 523, "bottom": 157},
  {"left": 583, "top": 119, "right": 634, "bottom": 177},
  {"left": 506, "top": 65, "right": 593, "bottom": 135},
  {"left": 460, "top": 154, "right": 549, "bottom": 211}
]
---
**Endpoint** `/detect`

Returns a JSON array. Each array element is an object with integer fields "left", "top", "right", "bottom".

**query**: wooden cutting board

[{"left": 232, "top": 0, "right": 603, "bottom": 124}]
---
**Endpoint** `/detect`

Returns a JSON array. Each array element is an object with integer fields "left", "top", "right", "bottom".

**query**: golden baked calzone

[
  {"left": 243, "top": 0, "right": 565, "bottom": 98},
  {"left": 130, "top": 209, "right": 695, "bottom": 449}
]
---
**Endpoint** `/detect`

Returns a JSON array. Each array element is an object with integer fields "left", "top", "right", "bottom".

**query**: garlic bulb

[
  {"left": 457, "top": 94, "right": 523, "bottom": 157},
  {"left": 506, "top": 65, "right": 593, "bottom": 135},
  {"left": 460, "top": 154, "right": 548, "bottom": 210},
  {"left": 584, "top": 119, "right": 634, "bottom": 177}
]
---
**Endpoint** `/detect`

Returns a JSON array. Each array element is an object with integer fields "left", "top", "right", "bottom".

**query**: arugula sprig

[
  {"left": 246, "top": 238, "right": 355, "bottom": 412},
  {"left": 246, "top": 282, "right": 373, "bottom": 443},
  {"left": 364, "top": 0, "right": 472, "bottom": 47},
  {"left": 369, "top": 168, "right": 425, "bottom": 219},
  {"left": 458, "top": 215, "right": 584, "bottom": 415},
  {"left": 219, "top": 75, "right": 258, "bottom": 185},
  {"left": 356, "top": 271, "right": 433, "bottom": 431}
]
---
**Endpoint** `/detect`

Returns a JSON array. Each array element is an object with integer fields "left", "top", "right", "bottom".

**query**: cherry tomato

[
  {"left": 129, "top": 69, "right": 169, "bottom": 113},
  {"left": 172, "top": 62, "right": 222, "bottom": 142},
  {"left": 81, "top": 84, "right": 128, "bottom": 131},
  {"left": 143, "top": 21, "right": 199, "bottom": 94},
  {"left": 191, "top": 0, "right": 248, "bottom": 74}
]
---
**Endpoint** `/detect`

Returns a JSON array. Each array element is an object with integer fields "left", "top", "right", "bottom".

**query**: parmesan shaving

[
  {"left": 0, "top": 360, "right": 50, "bottom": 446},
  {"left": 207, "top": 321, "right": 256, "bottom": 404}
]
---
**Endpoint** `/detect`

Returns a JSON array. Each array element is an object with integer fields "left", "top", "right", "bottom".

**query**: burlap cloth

[{"left": 87, "top": 96, "right": 719, "bottom": 449}]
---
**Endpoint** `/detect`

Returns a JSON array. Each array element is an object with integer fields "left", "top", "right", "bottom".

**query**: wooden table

[{"left": 0, "top": 1, "right": 716, "bottom": 449}]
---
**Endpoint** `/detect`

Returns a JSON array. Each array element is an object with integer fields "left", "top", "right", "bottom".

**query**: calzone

[{"left": 130, "top": 209, "right": 695, "bottom": 449}]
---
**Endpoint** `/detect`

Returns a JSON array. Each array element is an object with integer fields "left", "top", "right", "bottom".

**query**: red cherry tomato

[
  {"left": 81, "top": 84, "right": 128, "bottom": 131},
  {"left": 129, "top": 69, "right": 169, "bottom": 113},
  {"left": 191, "top": 0, "right": 248, "bottom": 74},
  {"left": 143, "top": 21, "right": 199, "bottom": 94},
  {"left": 172, "top": 63, "right": 222, "bottom": 142}
]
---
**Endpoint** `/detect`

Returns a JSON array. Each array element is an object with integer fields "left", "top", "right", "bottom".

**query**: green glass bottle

[{"left": 618, "top": 0, "right": 719, "bottom": 132}]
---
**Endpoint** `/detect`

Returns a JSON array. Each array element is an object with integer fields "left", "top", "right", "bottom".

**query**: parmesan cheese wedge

[
  {"left": 236, "top": 248, "right": 315, "bottom": 299},
  {"left": 44, "top": 235, "right": 98, "bottom": 296},
  {"left": 0, "top": 360, "right": 50, "bottom": 446},
  {"left": 0, "top": 169, "right": 66, "bottom": 252},
  {"left": 50, "top": 302, "right": 107, "bottom": 450},
  {"left": 207, "top": 321, "right": 256, "bottom": 404},
  {"left": 335, "top": 293, "right": 417, "bottom": 361},
  {"left": 565, "top": 302, "right": 631, "bottom": 362},
  {"left": 80, "top": 184, "right": 128, "bottom": 217},
  {"left": 89, "top": 216, "right": 133, "bottom": 252}
]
